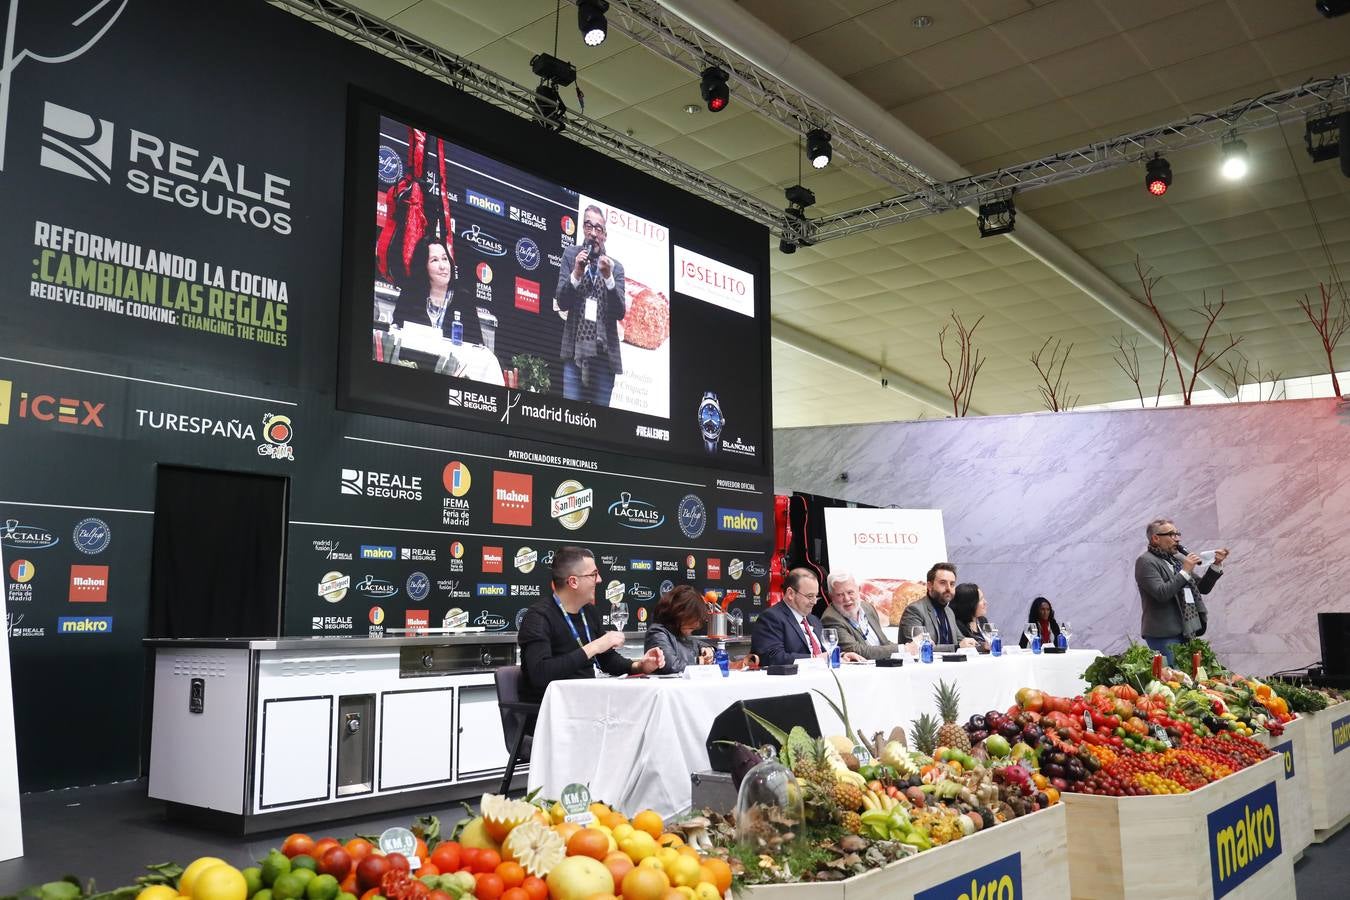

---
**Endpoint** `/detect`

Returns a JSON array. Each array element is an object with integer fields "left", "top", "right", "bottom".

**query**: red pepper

[{"left": 1153, "top": 653, "right": 1164, "bottom": 680}]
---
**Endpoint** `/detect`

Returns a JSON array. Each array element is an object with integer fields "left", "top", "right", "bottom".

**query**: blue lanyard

[{"left": 555, "top": 595, "right": 603, "bottom": 673}]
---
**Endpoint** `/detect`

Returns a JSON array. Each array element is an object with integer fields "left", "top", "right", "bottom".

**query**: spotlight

[
  {"left": 1305, "top": 114, "right": 1341, "bottom": 162},
  {"left": 977, "top": 195, "right": 1015, "bottom": 238},
  {"left": 1220, "top": 135, "right": 1248, "bottom": 180},
  {"left": 700, "top": 66, "right": 729, "bottom": 112},
  {"left": 577, "top": 0, "right": 608, "bottom": 47},
  {"left": 1316, "top": 0, "right": 1349, "bottom": 17},
  {"left": 806, "top": 128, "right": 832, "bottom": 169},
  {"left": 530, "top": 52, "right": 576, "bottom": 87},
  {"left": 534, "top": 82, "right": 566, "bottom": 132},
  {"left": 784, "top": 184, "right": 816, "bottom": 209},
  {"left": 779, "top": 238, "right": 798, "bottom": 254},
  {"left": 1145, "top": 156, "right": 1172, "bottom": 196}
]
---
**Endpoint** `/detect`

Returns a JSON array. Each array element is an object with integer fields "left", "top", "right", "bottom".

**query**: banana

[{"left": 861, "top": 791, "right": 879, "bottom": 811}]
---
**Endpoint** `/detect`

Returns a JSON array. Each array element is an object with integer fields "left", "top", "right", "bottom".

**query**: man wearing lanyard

[
  {"left": 821, "top": 572, "right": 899, "bottom": 661},
  {"left": 518, "top": 546, "right": 665, "bottom": 702},
  {"left": 1136, "top": 518, "right": 1229, "bottom": 666}
]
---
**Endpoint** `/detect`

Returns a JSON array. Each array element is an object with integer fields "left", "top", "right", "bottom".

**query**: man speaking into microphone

[
  {"left": 556, "top": 204, "right": 627, "bottom": 406},
  {"left": 1135, "top": 518, "right": 1230, "bottom": 665}
]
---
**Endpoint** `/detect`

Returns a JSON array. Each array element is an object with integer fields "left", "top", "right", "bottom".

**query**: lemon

[
  {"left": 675, "top": 887, "right": 696, "bottom": 900},
  {"left": 637, "top": 857, "right": 665, "bottom": 871},
  {"left": 136, "top": 886, "right": 180, "bottom": 900},
  {"left": 611, "top": 824, "right": 635, "bottom": 843},
  {"left": 193, "top": 866, "right": 248, "bottom": 900},
  {"left": 666, "top": 856, "right": 702, "bottom": 888},
  {"left": 181, "top": 859, "right": 230, "bottom": 897},
  {"left": 694, "top": 884, "right": 721, "bottom": 900}
]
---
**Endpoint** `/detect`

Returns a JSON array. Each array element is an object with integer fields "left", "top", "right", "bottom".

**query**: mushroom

[{"left": 677, "top": 815, "right": 714, "bottom": 851}]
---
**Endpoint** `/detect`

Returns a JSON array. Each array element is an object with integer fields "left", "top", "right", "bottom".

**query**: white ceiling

[{"left": 329, "top": 0, "right": 1350, "bottom": 425}]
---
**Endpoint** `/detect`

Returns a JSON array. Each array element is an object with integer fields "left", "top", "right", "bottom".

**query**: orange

[
  {"left": 415, "top": 839, "right": 430, "bottom": 863},
  {"left": 661, "top": 891, "right": 685, "bottom": 900},
  {"left": 602, "top": 852, "right": 633, "bottom": 892},
  {"left": 621, "top": 866, "right": 671, "bottom": 900},
  {"left": 501, "top": 890, "right": 530, "bottom": 900},
  {"left": 601, "top": 811, "right": 628, "bottom": 831},
  {"left": 496, "top": 861, "right": 526, "bottom": 889},
  {"left": 567, "top": 828, "right": 611, "bottom": 861},
  {"left": 676, "top": 846, "right": 701, "bottom": 860},
  {"left": 283, "top": 835, "right": 316, "bottom": 859},
  {"left": 657, "top": 834, "right": 683, "bottom": 848},
  {"left": 520, "top": 876, "right": 548, "bottom": 900},
  {"left": 344, "top": 839, "right": 375, "bottom": 863},
  {"left": 632, "top": 810, "right": 664, "bottom": 840},
  {"left": 476, "top": 873, "right": 505, "bottom": 900},
  {"left": 554, "top": 822, "right": 583, "bottom": 843},
  {"left": 702, "top": 859, "right": 732, "bottom": 895}
]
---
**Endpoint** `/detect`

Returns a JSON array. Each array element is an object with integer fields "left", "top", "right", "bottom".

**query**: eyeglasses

[
  {"left": 571, "top": 570, "right": 602, "bottom": 581},
  {"left": 582, "top": 221, "right": 606, "bottom": 232},
  {"left": 1156, "top": 531, "right": 1181, "bottom": 538},
  {"left": 793, "top": 592, "right": 820, "bottom": 602}
]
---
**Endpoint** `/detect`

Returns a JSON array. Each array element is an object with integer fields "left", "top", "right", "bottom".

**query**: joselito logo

[
  {"left": 466, "top": 188, "right": 505, "bottom": 216},
  {"left": 492, "top": 471, "right": 533, "bottom": 526},
  {"left": 608, "top": 492, "right": 665, "bottom": 530},
  {"left": 515, "top": 276, "right": 540, "bottom": 314},
  {"left": 0, "top": 380, "right": 105, "bottom": 428},
  {"left": 461, "top": 223, "right": 506, "bottom": 257},
  {"left": 482, "top": 546, "right": 504, "bottom": 574},
  {"left": 2, "top": 519, "right": 58, "bottom": 550},
  {"left": 68, "top": 564, "right": 109, "bottom": 602},
  {"left": 674, "top": 245, "right": 754, "bottom": 317}
]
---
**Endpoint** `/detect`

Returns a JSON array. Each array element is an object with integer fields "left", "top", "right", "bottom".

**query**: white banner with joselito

[{"left": 822, "top": 507, "right": 948, "bottom": 629}]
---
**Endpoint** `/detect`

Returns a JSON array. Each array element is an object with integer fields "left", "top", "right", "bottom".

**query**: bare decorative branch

[
  {"left": 938, "top": 312, "right": 986, "bottom": 417},
  {"left": 1111, "top": 333, "right": 1167, "bottom": 408},
  {"left": 1029, "top": 336, "right": 1079, "bottom": 412},
  {"left": 1132, "top": 258, "right": 1243, "bottom": 405},
  {"left": 1296, "top": 283, "right": 1349, "bottom": 396}
]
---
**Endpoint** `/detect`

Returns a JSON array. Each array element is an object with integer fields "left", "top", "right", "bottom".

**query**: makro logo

[
  {"left": 630, "top": 559, "right": 654, "bottom": 572},
  {"left": 608, "top": 492, "right": 665, "bottom": 530},
  {"left": 68, "top": 564, "right": 108, "bottom": 602},
  {"left": 1272, "top": 740, "right": 1295, "bottom": 780},
  {"left": 1333, "top": 714, "right": 1350, "bottom": 754},
  {"left": 0, "top": 379, "right": 105, "bottom": 428},
  {"left": 515, "top": 276, "right": 540, "bottom": 314},
  {"left": 492, "top": 471, "right": 533, "bottom": 526},
  {"left": 57, "top": 616, "right": 112, "bottom": 635},
  {"left": 477, "top": 583, "right": 507, "bottom": 597},
  {"left": 341, "top": 468, "right": 423, "bottom": 501},
  {"left": 717, "top": 508, "right": 764, "bottom": 534},
  {"left": 72, "top": 517, "right": 110, "bottom": 554},
  {"left": 482, "top": 546, "right": 504, "bottom": 574},
  {"left": 461, "top": 223, "right": 506, "bottom": 256},
  {"left": 360, "top": 545, "right": 396, "bottom": 560},
  {"left": 2, "top": 519, "right": 58, "bottom": 550},
  {"left": 40, "top": 102, "right": 294, "bottom": 234},
  {"left": 913, "top": 852, "right": 1020, "bottom": 900},
  {"left": 1208, "top": 781, "right": 1281, "bottom": 898},
  {"left": 466, "top": 188, "right": 505, "bottom": 216},
  {"left": 515, "top": 237, "right": 540, "bottom": 271}
]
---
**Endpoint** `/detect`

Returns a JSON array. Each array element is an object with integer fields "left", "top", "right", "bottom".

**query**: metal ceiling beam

[
  {"left": 654, "top": 0, "right": 1233, "bottom": 398},
  {"left": 771, "top": 320, "right": 973, "bottom": 417}
]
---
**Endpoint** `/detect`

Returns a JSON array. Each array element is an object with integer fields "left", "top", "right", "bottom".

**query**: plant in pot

[{"left": 510, "top": 353, "right": 552, "bottom": 393}]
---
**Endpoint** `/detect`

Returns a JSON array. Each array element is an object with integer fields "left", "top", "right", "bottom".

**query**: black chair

[{"left": 494, "top": 665, "right": 539, "bottom": 795}]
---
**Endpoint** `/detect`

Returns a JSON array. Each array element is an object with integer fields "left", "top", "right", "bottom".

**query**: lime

[
  {"left": 305, "top": 874, "right": 339, "bottom": 900},
  {"left": 336, "top": 893, "right": 356, "bottom": 900},
  {"left": 271, "top": 873, "right": 307, "bottom": 900},
  {"left": 243, "top": 867, "right": 264, "bottom": 898},
  {"left": 291, "top": 856, "right": 319, "bottom": 873},
  {"left": 261, "top": 852, "right": 292, "bottom": 887},
  {"left": 290, "top": 869, "right": 316, "bottom": 888},
  {"left": 254, "top": 891, "right": 273, "bottom": 900}
]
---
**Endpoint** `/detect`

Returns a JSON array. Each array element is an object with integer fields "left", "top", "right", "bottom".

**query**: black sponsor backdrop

[{"left": 0, "top": 0, "right": 771, "bottom": 790}]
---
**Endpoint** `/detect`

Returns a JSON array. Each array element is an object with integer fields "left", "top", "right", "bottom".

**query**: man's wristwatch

[{"left": 698, "top": 391, "right": 723, "bottom": 453}]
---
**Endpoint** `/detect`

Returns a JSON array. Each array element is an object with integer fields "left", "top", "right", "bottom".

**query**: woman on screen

[{"left": 391, "top": 237, "right": 484, "bottom": 346}]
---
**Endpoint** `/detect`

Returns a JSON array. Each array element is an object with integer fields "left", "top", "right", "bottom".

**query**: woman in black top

[
  {"left": 391, "top": 236, "right": 484, "bottom": 346},
  {"left": 1019, "top": 596, "right": 1062, "bottom": 648},
  {"left": 952, "top": 583, "right": 990, "bottom": 651}
]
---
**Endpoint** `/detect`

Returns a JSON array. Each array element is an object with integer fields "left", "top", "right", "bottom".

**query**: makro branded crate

[
  {"left": 1061, "top": 755, "right": 1293, "bottom": 900},
  {"left": 1251, "top": 715, "right": 1313, "bottom": 858},
  {"left": 1298, "top": 699, "right": 1350, "bottom": 839}
]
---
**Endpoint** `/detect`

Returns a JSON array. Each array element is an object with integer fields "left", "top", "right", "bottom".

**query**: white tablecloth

[{"left": 528, "top": 649, "right": 1099, "bottom": 818}]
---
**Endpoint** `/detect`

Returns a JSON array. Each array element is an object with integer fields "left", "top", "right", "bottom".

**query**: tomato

[
  {"left": 460, "top": 848, "right": 481, "bottom": 873},
  {"left": 501, "top": 890, "right": 530, "bottom": 900},
  {"left": 495, "top": 862, "right": 525, "bottom": 890},
  {"left": 319, "top": 846, "right": 354, "bottom": 880},
  {"left": 283, "top": 834, "right": 316, "bottom": 858},
  {"left": 313, "top": 838, "right": 342, "bottom": 860},
  {"left": 385, "top": 853, "right": 411, "bottom": 874},
  {"left": 430, "top": 842, "right": 462, "bottom": 874},
  {"left": 475, "top": 874, "right": 505, "bottom": 900},
  {"left": 357, "top": 855, "right": 392, "bottom": 892},
  {"left": 520, "top": 876, "right": 548, "bottom": 900},
  {"left": 473, "top": 850, "right": 501, "bottom": 874},
  {"left": 345, "top": 838, "right": 376, "bottom": 862}
]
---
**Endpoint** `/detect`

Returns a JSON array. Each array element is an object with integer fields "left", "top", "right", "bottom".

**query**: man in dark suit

[
  {"left": 555, "top": 204, "right": 627, "bottom": 406},
  {"left": 1136, "top": 518, "right": 1229, "bottom": 666},
  {"left": 821, "top": 572, "right": 898, "bottom": 660},
  {"left": 517, "top": 545, "right": 663, "bottom": 702},
  {"left": 898, "top": 562, "right": 977, "bottom": 653},
  {"left": 752, "top": 568, "right": 864, "bottom": 667}
]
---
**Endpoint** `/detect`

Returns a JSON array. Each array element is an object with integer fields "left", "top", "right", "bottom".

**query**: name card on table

[
  {"left": 1332, "top": 714, "right": 1350, "bottom": 754},
  {"left": 1207, "top": 781, "right": 1281, "bottom": 898},
  {"left": 914, "top": 852, "right": 1020, "bottom": 900},
  {"left": 1271, "top": 740, "right": 1295, "bottom": 780}
]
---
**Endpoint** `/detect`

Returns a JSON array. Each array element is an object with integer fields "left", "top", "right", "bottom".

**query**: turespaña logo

[
  {"left": 461, "top": 224, "right": 506, "bottom": 257},
  {"left": 717, "top": 507, "right": 764, "bottom": 534},
  {"left": 515, "top": 237, "right": 540, "bottom": 271},
  {"left": 406, "top": 572, "right": 431, "bottom": 602},
  {"left": 58, "top": 615, "right": 112, "bottom": 634},
  {"left": 68, "top": 564, "right": 108, "bottom": 602},
  {"left": 551, "top": 480, "right": 593, "bottom": 530},
  {"left": 9, "top": 558, "right": 35, "bottom": 583},
  {"left": 377, "top": 145, "right": 403, "bottom": 185},
  {"left": 475, "top": 611, "right": 509, "bottom": 631},
  {"left": 40, "top": 101, "right": 113, "bottom": 183},
  {"left": 360, "top": 545, "right": 396, "bottom": 560},
  {"left": 318, "top": 571, "right": 350, "bottom": 603},
  {"left": 72, "top": 517, "right": 110, "bottom": 554},
  {"left": 608, "top": 492, "right": 665, "bottom": 530},
  {"left": 2, "top": 519, "right": 57, "bottom": 549},
  {"left": 443, "top": 460, "right": 472, "bottom": 496},
  {"left": 677, "top": 494, "right": 706, "bottom": 539},
  {"left": 514, "top": 546, "right": 538, "bottom": 573},
  {"left": 258, "top": 413, "right": 295, "bottom": 460},
  {"left": 492, "top": 471, "right": 533, "bottom": 526},
  {"left": 354, "top": 575, "right": 398, "bottom": 598}
]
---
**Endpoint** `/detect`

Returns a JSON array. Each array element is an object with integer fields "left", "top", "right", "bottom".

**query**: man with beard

[
  {"left": 555, "top": 204, "right": 627, "bottom": 406},
  {"left": 1136, "top": 518, "right": 1228, "bottom": 666},
  {"left": 821, "top": 572, "right": 899, "bottom": 660},
  {"left": 898, "top": 562, "right": 977, "bottom": 652}
]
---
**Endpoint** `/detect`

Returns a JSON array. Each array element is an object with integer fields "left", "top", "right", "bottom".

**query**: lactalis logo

[
  {"left": 0, "top": 0, "right": 128, "bottom": 173},
  {"left": 40, "top": 101, "right": 113, "bottom": 183}
]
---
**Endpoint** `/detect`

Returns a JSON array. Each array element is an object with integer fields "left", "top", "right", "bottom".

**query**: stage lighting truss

[{"left": 976, "top": 194, "right": 1016, "bottom": 238}]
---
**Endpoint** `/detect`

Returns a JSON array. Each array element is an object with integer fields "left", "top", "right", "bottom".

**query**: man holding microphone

[{"left": 1135, "top": 518, "right": 1230, "bottom": 665}]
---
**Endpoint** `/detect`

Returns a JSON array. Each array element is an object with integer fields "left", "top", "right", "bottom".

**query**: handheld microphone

[{"left": 1175, "top": 542, "right": 1190, "bottom": 557}]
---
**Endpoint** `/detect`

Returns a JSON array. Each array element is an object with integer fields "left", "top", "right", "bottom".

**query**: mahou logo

[
  {"left": 69, "top": 564, "right": 109, "bottom": 602},
  {"left": 492, "top": 471, "right": 532, "bottom": 526}
]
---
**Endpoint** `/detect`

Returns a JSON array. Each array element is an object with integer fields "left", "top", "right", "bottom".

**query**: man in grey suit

[
  {"left": 898, "top": 562, "right": 977, "bottom": 653},
  {"left": 1136, "top": 518, "right": 1229, "bottom": 666},
  {"left": 821, "top": 572, "right": 899, "bottom": 660}
]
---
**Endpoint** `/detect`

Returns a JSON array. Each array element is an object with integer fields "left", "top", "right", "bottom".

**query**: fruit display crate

[
  {"left": 1297, "top": 699, "right": 1350, "bottom": 840},
  {"left": 1250, "top": 715, "right": 1312, "bottom": 859},
  {"left": 1061, "top": 755, "right": 1292, "bottom": 900},
  {"left": 742, "top": 803, "right": 1069, "bottom": 900}
]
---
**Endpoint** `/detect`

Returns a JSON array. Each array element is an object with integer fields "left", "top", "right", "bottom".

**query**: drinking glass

[
  {"left": 822, "top": 627, "right": 839, "bottom": 661},
  {"left": 980, "top": 620, "right": 996, "bottom": 644},
  {"left": 729, "top": 609, "right": 744, "bottom": 637},
  {"left": 1025, "top": 624, "right": 1039, "bottom": 646}
]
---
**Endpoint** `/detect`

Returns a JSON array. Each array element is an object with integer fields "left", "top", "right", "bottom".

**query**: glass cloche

[{"left": 734, "top": 746, "right": 805, "bottom": 851}]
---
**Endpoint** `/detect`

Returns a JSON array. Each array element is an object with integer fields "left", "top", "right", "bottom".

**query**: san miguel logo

[
  {"left": 913, "top": 852, "right": 1020, "bottom": 900},
  {"left": 550, "top": 480, "right": 593, "bottom": 530},
  {"left": 1207, "top": 781, "right": 1281, "bottom": 898}
]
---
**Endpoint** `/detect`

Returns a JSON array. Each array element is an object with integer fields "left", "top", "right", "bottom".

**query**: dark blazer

[
  {"left": 897, "top": 596, "right": 962, "bottom": 652},
  {"left": 1136, "top": 550, "right": 1221, "bottom": 639},
  {"left": 517, "top": 597, "right": 630, "bottom": 702},
  {"left": 1019, "top": 617, "right": 1062, "bottom": 649},
  {"left": 751, "top": 600, "right": 825, "bottom": 667},
  {"left": 392, "top": 290, "right": 484, "bottom": 346},
  {"left": 821, "top": 602, "right": 897, "bottom": 660},
  {"left": 555, "top": 243, "right": 627, "bottom": 373}
]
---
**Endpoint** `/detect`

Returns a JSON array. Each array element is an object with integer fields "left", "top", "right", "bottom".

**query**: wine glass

[
  {"left": 1059, "top": 621, "right": 1073, "bottom": 649},
  {"left": 980, "top": 620, "right": 996, "bottom": 645},
  {"left": 728, "top": 609, "right": 744, "bottom": 637},
  {"left": 822, "top": 627, "right": 839, "bottom": 663},
  {"left": 1025, "top": 623, "right": 1039, "bottom": 648}
]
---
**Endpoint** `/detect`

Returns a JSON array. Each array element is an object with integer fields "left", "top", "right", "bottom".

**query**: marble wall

[{"left": 774, "top": 398, "right": 1350, "bottom": 677}]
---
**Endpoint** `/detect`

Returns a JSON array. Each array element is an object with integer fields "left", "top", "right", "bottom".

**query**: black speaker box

[
  {"left": 1318, "top": 612, "right": 1350, "bottom": 677},
  {"left": 705, "top": 693, "right": 821, "bottom": 772}
]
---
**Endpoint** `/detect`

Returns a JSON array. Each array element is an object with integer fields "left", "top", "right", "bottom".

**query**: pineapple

[
  {"left": 911, "top": 713, "right": 940, "bottom": 757},
  {"left": 935, "top": 680, "right": 972, "bottom": 752},
  {"left": 839, "top": 809, "right": 862, "bottom": 834},
  {"left": 832, "top": 778, "right": 864, "bottom": 811}
]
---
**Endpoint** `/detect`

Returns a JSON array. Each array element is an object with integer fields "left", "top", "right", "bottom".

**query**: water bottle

[
  {"left": 920, "top": 634, "right": 934, "bottom": 664},
  {"left": 830, "top": 646, "right": 841, "bottom": 668},
  {"left": 1056, "top": 632, "right": 1068, "bottom": 651},
  {"left": 450, "top": 310, "right": 463, "bottom": 345},
  {"left": 990, "top": 632, "right": 1002, "bottom": 657},
  {"left": 1031, "top": 632, "right": 1042, "bottom": 654},
  {"left": 714, "top": 641, "right": 729, "bottom": 677}
]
